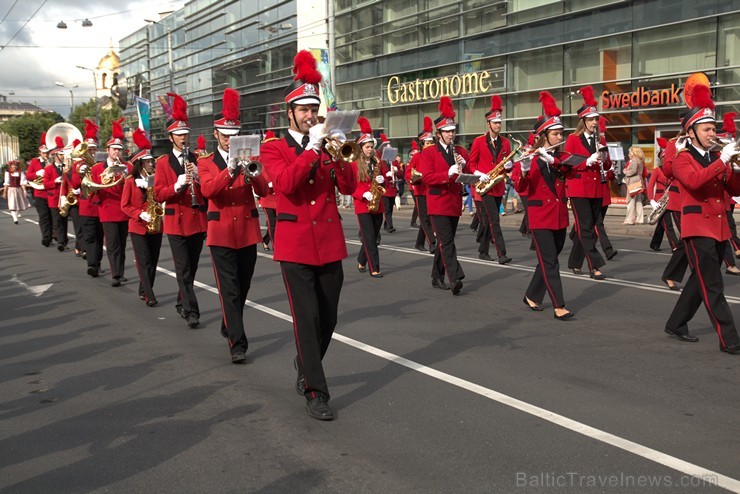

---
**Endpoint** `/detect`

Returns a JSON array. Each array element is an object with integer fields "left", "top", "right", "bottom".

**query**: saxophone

[
  {"left": 144, "top": 174, "right": 164, "bottom": 234},
  {"left": 367, "top": 157, "right": 386, "bottom": 213},
  {"left": 474, "top": 136, "right": 522, "bottom": 196}
]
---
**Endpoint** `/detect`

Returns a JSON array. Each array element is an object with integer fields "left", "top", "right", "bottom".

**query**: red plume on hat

[
  {"left": 357, "top": 117, "right": 372, "bottom": 135},
  {"left": 438, "top": 96, "right": 455, "bottom": 119},
  {"left": 40, "top": 132, "right": 47, "bottom": 146},
  {"left": 292, "top": 50, "right": 322, "bottom": 84},
  {"left": 72, "top": 139, "right": 81, "bottom": 148},
  {"left": 84, "top": 119, "right": 99, "bottom": 140},
  {"left": 380, "top": 133, "right": 389, "bottom": 143},
  {"left": 54, "top": 136, "right": 64, "bottom": 149},
  {"left": 264, "top": 130, "right": 275, "bottom": 140},
  {"left": 656, "top": 137, "right": 668, "bottom": 150},
  {"left": 222, "top": 88, "right": 240, "bottom": 121},
  {"left": 490, "top": 95, "right": 502, "bottom": 112},
  {"left": 539, "top": 91, "right": 561, "bottom": 117},
  {"left": 197, "top": 134, "right": 206, "bottom": 150},
  {"left": 722, "top": 112, "right": 737, "bottom": 137},
  {"left": 111, "top": 118, "right": 125, "bottom": 139},
  {"left": 423, "top": 116, "right": 433, "bottom": 133},
  {"left": 167, "top": 92, "right": 188, "bottom": 121},
  {"left": 133, "top": 128, "right": 151, "bottom": 150},
  {"left": 689, "top": 84, "right": 714, "bottom": 110},
  {"left": 599, "top": 116, "right": 608, "bottom": 134},
  {"left": 527, "top": 132, "right": 536, "bottom": 147},
  {"left": 579, "top": 85, "right": 597, "bottom": 107},
  {"left": 411, "top": 140, "right": 419, "bottom": 150}
]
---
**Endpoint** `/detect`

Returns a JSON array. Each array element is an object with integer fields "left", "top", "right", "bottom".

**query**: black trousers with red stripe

[
  {"left": 519, "top": 196, "right": 530, "bottom": 236},
  {"left": 168, "top": 232, "right": 205, "bottom": 318},
  {"left": 527, "top": 228, "right": 567, "bottom": 309},
  {"left": 568, "top": 205, "right": 615, "bottom": 269},
  {"left": 102, "top": 220, "right": 128, "bottom": 279},
  {"left": 50, "top": 207, "right": 68, "bottom": 248},
  {"left": 414, "top": 195, "right": 434, "bottom": 252},
  {"left": 262, "top": 207, "right": 276, "bottom": 247},
  {"left": 81, "top": 215, "right": 104, "bottom": 271},
  {"left": 210, "top": 244, "right": 257, "bottom": 355},
  {"left": 429, "top": 215, "right": 464, "bottom": 284},
  {"left": 480, "top": 195, "right": 506, "bottom": 258},
  {"left": 666, "top": 237, "right": 739, "bottom": 349},
  {"left": 662, "top": 211, "right": 688, "bottom": 283},
  {"left": 650, "top": 209, "right": 679, "bottom": 251},
  {"left": 34, "top": 197, "right": 52, "bottom": 244},
  {"left": 280, "top": 260, "right": 343, "bottom": 400},
  {"left": 357, "top": 212, "right": 383, "bottom": 273},
  {"left": 382, "top": 196, "right": 395, "bottom": 230},
  {"left": 130, "top": 232, "right": 162, "bottom": 303},
  {"left": 567, "top": 197, "right": 605, "bottom": 271}
]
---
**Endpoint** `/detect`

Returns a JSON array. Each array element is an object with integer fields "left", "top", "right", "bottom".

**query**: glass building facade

[{"left": 120, "top": 0, "right": 740, "bottom": 165}]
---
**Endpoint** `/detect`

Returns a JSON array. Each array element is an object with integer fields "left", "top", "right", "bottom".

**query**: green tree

[
  {"left": 71, "top": 99, "right": 123, "bottom": 146},
  {"left": 0, "top": 112, "right": 64, "bottom": 161}
]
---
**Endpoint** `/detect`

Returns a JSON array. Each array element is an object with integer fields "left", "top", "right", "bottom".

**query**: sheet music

[
  {"left": 455, "top": 173, "right": 480, "bottom": 185},
  {"left": 560, "top": 154, "right": 589, "bottom": 167},
  {"left": 323, "top": 110, "right": 361, "bottom": 134},
  {"left": 229, "top": 135, "right": 262, "bottom": 163},
  {"left": 381, "top": 146, "right": 398, "bottom": 163}
]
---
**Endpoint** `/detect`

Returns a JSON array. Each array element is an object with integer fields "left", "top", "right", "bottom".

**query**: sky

[{"left": 0, "top": 0, "right": 185, "bottom": 116}]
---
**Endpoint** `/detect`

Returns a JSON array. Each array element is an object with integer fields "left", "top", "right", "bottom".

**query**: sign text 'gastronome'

[{"left": 387, "top": 70, "right": 494, "bottom": 104}]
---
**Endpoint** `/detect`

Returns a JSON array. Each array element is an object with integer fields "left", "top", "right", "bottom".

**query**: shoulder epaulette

[{"left": 199, "top": 152, "right": 213, "bottom": 159}]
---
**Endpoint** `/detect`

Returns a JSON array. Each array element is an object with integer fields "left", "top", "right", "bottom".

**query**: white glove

[
  {"left": 268, "top": 182, "right": 273, "bottom": 188},
  {"left": 675, "top": 136, "right": 687, "bottom": 151},
  {"left": 385, "top": 171, "right": 393, "bottom": 178},
  {"left": 72, "top": 188, "right": 80, "bottom": 195},
  {"left": 720, "top": 141, "right": 739, "bottom": 164},
  {"left": 227, "top": 157, "right": 239, "bottom": 173},
  {"left": 328, "top": 130, "right": 346, "bottom": 143},
  {"left": 308, "top": 125, "right": 327, "bottom": 152},
  {"left": 477, "top": 173, "right": 491, "bottom": 183},
  {"left": 520, "top": 158, "right": 532, "bottom": 173},
  {"left": 503, "top": 160, "right": 513, "bottom": 171},
  {"left": 79, "top": 164, "right": 88, "bottom": 175},
  {"left": 650, "top": 200, "right": 660, "bottom": 209},
  {"left": 448, "top": 165, "right": 459, "bottom": 177},
  {"left": 139, "top": 211, "right": 152, "bottom": 223},
  {"left": 537, "top": 148, "right": 555, "bottom": 164},
  {"left": 362, "top": 191, "right": 373, "bottom": 201},
  {"left": 55, "top": 176, "right": 62, "bottom": 184},
  {"left": 135, "top": 178, "right": 148, "bottom": 188},
  {"left": 586, "top": 152, "right": 601, "bottom": 167},
  {"left": 375, "top": 175, "right": 385, "bottom": 184},
  {"left": 175, "top": 173, "right": 188, "bottom": 192}
]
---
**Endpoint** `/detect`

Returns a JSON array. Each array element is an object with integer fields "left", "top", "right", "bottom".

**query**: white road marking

[{"left": 8, "top": 274, "right": 53, "bottom": 297}]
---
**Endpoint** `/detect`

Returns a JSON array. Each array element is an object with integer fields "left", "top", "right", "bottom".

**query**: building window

[
  {"left": 633, "top": 20, "right": 717, "bottom": 78},
  {"left": 510, "top": 46, "right": 563, "bottom": 92},
  {"left": 564, "top": 35, "right": 631, "bottom": 109}
]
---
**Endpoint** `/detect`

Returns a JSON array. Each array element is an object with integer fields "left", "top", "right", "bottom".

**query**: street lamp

[
  {"left": 76, "top": 65, "right": 99, "bottom": 125},
  {"left": 144, "top": 19, "right": 174, "bottom": 92},
  {"left": 55, "top": 81, "right": 78, "bottom": 120}
]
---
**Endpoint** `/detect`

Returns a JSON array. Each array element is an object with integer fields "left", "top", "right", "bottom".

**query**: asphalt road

[{"left": 1, "top": 204, "right": 739, "bottom": 494}]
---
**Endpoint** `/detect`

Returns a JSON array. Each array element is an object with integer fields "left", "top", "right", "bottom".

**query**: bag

[{"left": 627, "top": 181, "right": 644, "bottom": 197}]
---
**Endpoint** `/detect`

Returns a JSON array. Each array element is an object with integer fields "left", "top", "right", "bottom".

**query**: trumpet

[
  {"left": 410, "top": 167, "right": 422, "bottom": 184},
  {"left": 325, "top": 134, "right": 361, "bottom": 163},
  {"left": 232, "top": 144, "right": 263, "bottom": 183}
]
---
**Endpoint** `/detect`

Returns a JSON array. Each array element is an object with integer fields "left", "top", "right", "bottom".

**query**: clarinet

[
  {"left": 594, "top": 128, "right": 608, "bottom": 184},
  {"left": 183, "top": 145, "right": 200, "bottom": 209}
]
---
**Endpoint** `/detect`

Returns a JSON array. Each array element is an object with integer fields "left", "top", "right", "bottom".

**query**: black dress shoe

[
  {"left": 478, "top": 253, "right": 492, "bottom": 261},
  {"left": 429, "top": 243, "right": 437, "bottom": 253},
  {"left": 146, "top": 299, "right": 158, "bottom": 307},
  {"left": 139, "top": 295, "right": 146, "bottom": 301},
  {"left": 176, "top": 306, "right": 187, "bottom": 319},
  {"left": 721, "top": 343, "right": 740, "bottom": 354},
  {"left": 42, "top": 239, "right": 51, "bottom": 247},
  {"left": 589, "top": 270, "right": 606, "bottom": 280},
  {"left": 57, "top": 244, "right": 66, "bottom": 252},
  {"left": 606, "top": 250, "right": 619, "bottom": 260},
  {"left": 664, "top": 327, "right": 699, "bottom": 342},
  {"left": 554, "top": 310, "right": 574, "bottom": 320},
  {"left": 498, "top": 255, "right": 512, "bottom": 265},
  {"left": 572, "top": 268, "right": 582, "bottom": 275},
  {"left": 432, "top": 278, "right": 450, "bottom": 290},
  {"left": 81, "top": 252, "right": 87, "bottom": 259},
  {"left": 231, "top": 351, "right": 246, "bottom": 364},
  {"left": 388, "top": 228, "right": 396, "bottom": 233},
  {"left": 357, "top": 264, "right": 367, "bottom": 273},
  {"left": 187, "top": 315, "right": 200, "bottom": 329},
  {"left": 306, "top": 396, "right": 334, "bottom": 420},
  {"left": 650, "top": 246, "right": 661, "bottom": 252},
  {"left": 294, "top": 357, "right": 306, "bottom": 395},
  {"left": 87, "top": 267, "right": 98, "bottom": 278},
  {"left": 410, "top": 223, "right": 418, "bottom": 228},
  {"left": 121, "top": 277, "right": 128, "bottom": 283},
  {"left": 523, "top": 296, "right": 543, "bottom": 311},
  {"left": 415, "top": 245, "right": 426, "bottom": 252},
  {"left": 451, "top": 279, "right": 463, "bottom": 295},
  {"left": 370, "top": 272, "right": 384, "bottom": 278},
  {"left": 662, "top": 278, "right": 681, "bottom": 291},
  {"left": 725, "top": 268, "right": 740, "bottom": 276},
  {"left": 111, "top": 277, "right": 121, "bottom": 287}
]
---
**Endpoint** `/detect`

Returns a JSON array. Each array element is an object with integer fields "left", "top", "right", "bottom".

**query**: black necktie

[
  {"left": 588, "top": 136, "right": 595, "bottom": 151},
  {"left": 301, "top": 135, "right": 309, "bottom": 149}
]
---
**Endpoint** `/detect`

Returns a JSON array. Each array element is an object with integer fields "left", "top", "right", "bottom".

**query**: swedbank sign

[{"left": 387, "top": 70, "right": 494, "bottom": 104}]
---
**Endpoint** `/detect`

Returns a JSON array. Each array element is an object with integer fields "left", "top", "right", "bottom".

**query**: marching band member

[
  {"left": 351, "top": 117, "right": 386, "bottom": 278},
  {"left": 91, "top": 118, "right": 132, "bottom": 286},
  {"left": 468, "top": 95, "right": 512, "bottom": 264},
  {"left": 659, "top": 131, "right": 689, "bottom": 290},
  {"left": 43, "top": 137, "right": 68, "bottom": 252},
  {"left": 420, "top": 96, "right": 469, "bottom": 295},
  {"left": 121, "top": 129, "right": 162, "bottom": 307},
  {"left": 565, "top": 86, "right": 611, "bottom": 280},
  {"left": 517, "top": 132, "right": 536, "bottom": 239},
  {"left": 73, "top": 119, "right": 105, "bottom": 277},
  {"left": 405, "top": 141, "right": 419, "bottom": 227},
  {"left": 410, "top": 118, "right": 436, "bottom": 253},
  {"left": 512, "top": 91, "right": 575, "bottom": 320},
  {"left": 663, "top": 85, "right": 740, "bottom": 353},
  {"left": 2, "top": 160, "right": 29, "bottom": 224},
  {"left": 154, "top": 92, "right": 207, "bottom": 329},
  {"left": 26, "top": 134, "right": 53, "bottom": 246},
  {"left": 378, "top": 133, "right": 400, "bottom": 233},
  {"left": 648, "top": 138, "right": 678, "bottom": 252},
  {"left": 715, "top": 113, "right": 740, "bottom": 275},
  {"left": 261, "top": 50, "right": 356, "bottom": 420},
  {"left": 259, "top": 131, "right": 279, "bottom": 252},
  {"left": 199, "top": 88, "right": 270, "bottom": 363},
  {"left": 61, "top": 140, "right": 84, "bottom": 257}
]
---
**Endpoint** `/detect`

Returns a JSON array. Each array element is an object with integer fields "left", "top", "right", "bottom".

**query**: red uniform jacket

[
  {"left": 468, "top": 133, "right": 511, "bottom": 198},
  {"left": 661, "top": 140, "right": 682, "bottom": 212},
  {"left": 26, "top": 158, "right": 48, "bottom": 198},
  {"left": 419, "top": 142, "right": 469, "bottom": 217},
  {"left": 647, "top": 166, "right": 669, "bottom": 202},
  {"left": 198, "top": 150, "right": 270, "bottom": 249},
  {"left": 408, "top": 152, "right": 426, "bottom": 196},
  {"left": 90, "top": 160, "right": 132, "bottom": 222},
  {"left": 672, "top": 147, "right": 740, "bottom": 242},
  {"left": 512, "top": 153, "right": 573, "bottom": 230},
  {"left": 257, "top": 167, "right": 278, "bottom": 210},
  {"left": 381, "top": 159, "right": 401, "bottom": 198},
  {"left": 261, "top": 134, "right": 357, "bottom": 266},
  {"left": 154, "top": 150, "right": 207, "bottom": 236},
  {"left": 351, "top": 160, "right": 386, "bottom": 215},
  {"left": 70, "top": 164, "right": 99, "bottom": 217},
  {"left": 42, "top": 163, "right": 64, "bottom": 208},
  {"left": 564, "top": 133, "right": 609, "bottom": 199},
  {"left": 120, "top": 176, "right": 151, "bottom": 235}
]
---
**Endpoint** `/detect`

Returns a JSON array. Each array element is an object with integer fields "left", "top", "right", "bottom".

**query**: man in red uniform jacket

[
  {"left": 468, "top": 95, "right": 513, "bottom": 264},
  {"left": 420, "top": 96, "right": 470, "bottom": 295},
  {"left": 154, "top": 93, "right": 207, "bottom": 329},
  {"left": 26, "top": 134, "right": 53, "bottom": 246},
  {"left": 664, "top": 85, "right": 740, "bottom": 353},
  {"left": 262, "top": 50, "right": 356, "bottom": 420},
  {"left": 43, "top": 138, "right": 68, "bottom": 251},
  {"left": 198, "top": 88, "right": 270, "bottom": 363},
  {"left": 409, "top": 120, "right": 436, "bottom": 253}
]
